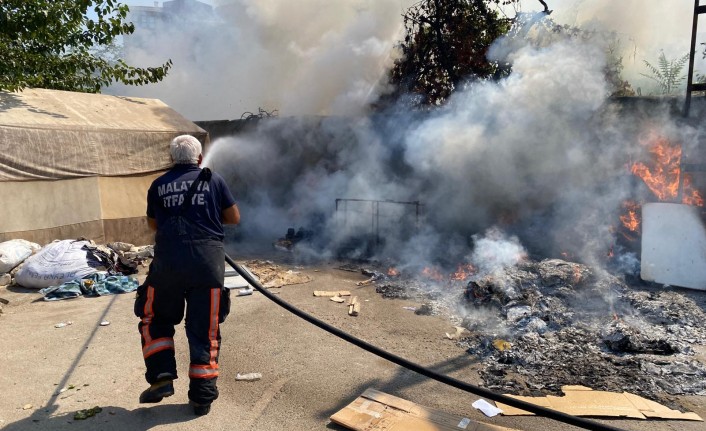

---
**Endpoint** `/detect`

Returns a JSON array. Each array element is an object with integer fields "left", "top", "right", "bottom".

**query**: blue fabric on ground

[{"left": 40, "top": 272, "right": 139, "bottom": 301}]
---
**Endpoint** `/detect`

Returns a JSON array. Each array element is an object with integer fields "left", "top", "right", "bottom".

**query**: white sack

[
  {"left": 15, "top": 240, "right": 98, "bottom": 289},
  {"left": 0, "top": 239, "right": 41, "bottom": 273}
]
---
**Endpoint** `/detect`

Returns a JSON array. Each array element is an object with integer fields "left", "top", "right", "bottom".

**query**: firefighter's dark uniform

[{"left": 135, "top": 164, "right": 236, "bottom": 406}]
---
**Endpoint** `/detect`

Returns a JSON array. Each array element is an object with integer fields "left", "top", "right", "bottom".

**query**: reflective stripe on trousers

[
  {"left": 188, "top": 287, "right": 222, "bottom": 380},
  {"left": 140, "top": 285, "right": 177, "bottom": 359}
]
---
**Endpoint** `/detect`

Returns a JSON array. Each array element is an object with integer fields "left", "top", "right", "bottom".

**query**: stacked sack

[{"left": 0, "top": 239, "right": 42, "bottom": 287}]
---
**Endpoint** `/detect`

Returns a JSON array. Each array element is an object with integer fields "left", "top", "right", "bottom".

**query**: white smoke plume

[
  {"left": 505, "top": 0, "right": 697, "bottom": 95},
  {"left": 113, "top": 2, "right": 704, "bottom": 270},
  {"left": 202, "top": 30, "right": 651, "bottom": 266},
  {"left": 113, "top": 1, "right": 699, "bottom": 115},
  {"left": 470, "top": 228, "right": 527, "bottom": 276},
  {"left": 112, "top": 0, "right": 417, "bottom": 119}
]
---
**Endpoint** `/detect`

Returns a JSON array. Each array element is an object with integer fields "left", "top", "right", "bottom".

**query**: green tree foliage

[
  {"left": 388, "top": 0, "right": 516, "bottom": 107},
  {"left": 0, "top": 0, "right": 172, "bottom": 93},
  {"left": 640, "top": 51, "right": 689, "bottom": 95},
  {"left": 604, "top": 35, "right": 636, "bottom": 97}
]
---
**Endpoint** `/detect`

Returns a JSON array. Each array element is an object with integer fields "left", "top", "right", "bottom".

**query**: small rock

[
  {"left": 22, "top": 404, "right": 32, "bottom": 410},
  {"left": 74, "top": 406, "right": 102, "bottom": 420},
  {"left": 99, "top": 321, "right": 110, "bottom": 326}
]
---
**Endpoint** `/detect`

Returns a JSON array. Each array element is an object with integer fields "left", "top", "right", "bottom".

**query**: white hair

[{"left": 170, "top": 135, "right": 202, "bottom": 164}]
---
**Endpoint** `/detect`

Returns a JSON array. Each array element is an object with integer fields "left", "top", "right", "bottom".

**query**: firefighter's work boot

[
  {"left": 139, "top": 380, "right": 174, "bottom": 404},
  {"left": 189, "top": 400, "right": 211, "bottom": 416}
]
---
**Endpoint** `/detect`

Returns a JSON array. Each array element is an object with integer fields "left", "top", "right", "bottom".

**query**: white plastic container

[{"left": 641, "top": 202, "right": 706, "bottom": 290}]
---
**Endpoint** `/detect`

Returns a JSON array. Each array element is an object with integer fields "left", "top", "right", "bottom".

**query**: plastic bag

[
  {"left": 15, "top": 240, "right": 98, "bottom": 289},
  {"left": 0, "top": 239, "right": 41, "bottom": 273}
]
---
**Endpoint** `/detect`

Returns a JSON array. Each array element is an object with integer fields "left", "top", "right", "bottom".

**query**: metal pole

[{"left": 684, "top": 0, "right": 700, "bottom": 118}]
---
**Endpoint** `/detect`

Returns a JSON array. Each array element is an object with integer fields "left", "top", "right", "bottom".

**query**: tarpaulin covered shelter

[{"left": 0, "top": 88, "right": 208, "bottom": 245}]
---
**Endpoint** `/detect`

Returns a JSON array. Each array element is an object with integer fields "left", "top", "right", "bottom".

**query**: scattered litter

[
  {"left": 235, "top": 372, "right": 262, "bottom": 381},
  {"left": 74, "top": 406, "right": 102, "bottom": 420},
  {"left": 54, "top": 321, "right": 72, "bottom": 328},
  {"left": 331, "top": 388, "right": 518, "bottom": 431},
  {"left": 496, "top": 386, "right": 703, "bottom": 421},
  {"left": 445, "top": 326, "right": 469, "bottom": 340},
  {"left": 330, "top": 295, "right": 346, "bottom": 303},
  {"left": 472, "top": 399, "right": 503, "bottom": 417},
  {"left": 99, "top": 321, "right": 110, "bottom": 326},
  {"left": 348, "top": 296, "right": 360, "bottom": 316},
  {"left": 314, "top": 290, "right": 351, "bottom": 297},
  {"left": 402, "top": 306, "right": 417, "bottom": 311},
  {"left": 0, "top": 296, "right": 9, "bottom": 304},
  {"left": 492, "top": 339, "right": 511, "bottom": 351},
  {"left": 356, "top": 269, "right": 387, "bottom": 286},
  {"left": 22, "top": 404, "right": 32, "bottom": 410},
  {"left": 236, "top": 287, "right": 254, "bottom": 296}
]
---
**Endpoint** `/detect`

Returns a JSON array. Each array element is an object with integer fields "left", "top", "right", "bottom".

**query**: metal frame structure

[{"left": 335, "top": 198, "right": 423, "bottom": 245}]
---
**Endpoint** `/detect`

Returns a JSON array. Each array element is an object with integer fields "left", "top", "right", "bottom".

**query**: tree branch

[{"left": 537, "top": 0, "right": 552, "bottom": 15}]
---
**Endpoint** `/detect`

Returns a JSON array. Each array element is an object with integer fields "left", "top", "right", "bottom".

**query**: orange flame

[
  {"left": 615, "top": 130, "right": 705, "bottom": 249},
  {"left": 387, "top": 267, "right": 400, "bottom": 276},
  {"left": 619, "top": 200, "right": 640, "bottom": 232},
  {"left": 450, "top": 263, "right": 476, "bottom": 281},
  {"left": 682, "top": 175, "right": 704, "bottom": 206},
  {"left": 630, "top": 131, "right": 704, "bottom": 206}
]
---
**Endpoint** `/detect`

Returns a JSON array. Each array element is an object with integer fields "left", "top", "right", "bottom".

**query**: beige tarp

[
  {"left": 0, "top": 88, "right": 207, "bottom": 181},
  {"left": 0, "top": 173, "right": 160, "bottom": 245},
  {"left": 0, "top": 88, "right": 209, "bottom": 244}
]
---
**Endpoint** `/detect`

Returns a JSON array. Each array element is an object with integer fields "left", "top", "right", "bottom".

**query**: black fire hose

[{"left": 225, "top": 254, "right": 626, "bottom": 431}]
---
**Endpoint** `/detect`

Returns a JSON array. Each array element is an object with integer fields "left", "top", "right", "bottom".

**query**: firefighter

[{"left": 135, "top": 135, "right": 240, "bottom": 416}]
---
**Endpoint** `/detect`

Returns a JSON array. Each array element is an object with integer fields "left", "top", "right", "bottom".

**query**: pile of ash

[
  {"left": 363, "top": 258, "right": 706, "bottom": 408},
  {"left": 457, "top": 259, "right": 706, "bottom": 407}
]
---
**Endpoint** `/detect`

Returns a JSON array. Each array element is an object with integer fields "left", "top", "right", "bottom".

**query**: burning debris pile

[
  {"left": 461, "top": 259, "right": 706, "bottom": 407},
  {"left": 274, "top": 227, "right": 315, "bottom": 252},
  {"left": 359, "top": 257, "right": 706, "bottom": 408}
]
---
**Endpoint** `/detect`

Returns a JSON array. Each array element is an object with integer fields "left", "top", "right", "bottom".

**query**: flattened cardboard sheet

[
  {"left": 495, "top": 385, "right": 702, "bottom": 421},
  {"left": 330, "top": 388, "right": 518, "bottom": 431}
]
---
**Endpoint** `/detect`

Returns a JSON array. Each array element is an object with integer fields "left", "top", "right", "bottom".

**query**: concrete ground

[{"left": 0, "top": 255, "right": 705, "bottom": 431}]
